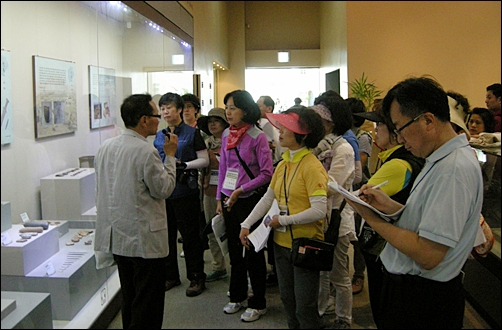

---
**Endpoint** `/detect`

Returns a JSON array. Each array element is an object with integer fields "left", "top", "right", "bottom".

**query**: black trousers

[
  {"left": 221, "top": 192, "right": 267, "bottom": 310},
  {"left": 379, "top": 267, "right": 465, "bottom": 329},
  {"left": 114, "top": 255, "right": 167, "bottom": 329},
  {"left": 165, "top": 192, "right": 206, "bottom": 281},
  {"left": 362, "top": 250, "right": 384, "bottom": 328}
]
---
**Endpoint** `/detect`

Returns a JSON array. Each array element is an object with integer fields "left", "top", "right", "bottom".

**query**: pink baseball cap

[{"left": 266, "top": 112, "right": 311, "bottom": 134}]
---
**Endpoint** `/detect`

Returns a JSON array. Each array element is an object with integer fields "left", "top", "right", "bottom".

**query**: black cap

[{"left": 353, "top": 111, "right": 384, "bottom": 123}]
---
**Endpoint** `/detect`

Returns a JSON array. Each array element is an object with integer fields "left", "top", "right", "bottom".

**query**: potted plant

[{"left": 348, "top": 72, "right": 382, "bottom": 110}]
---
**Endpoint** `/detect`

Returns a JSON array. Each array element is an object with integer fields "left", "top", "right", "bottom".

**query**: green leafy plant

[{"left": 348, "top": 73, "right": 382, "bottom": 110}]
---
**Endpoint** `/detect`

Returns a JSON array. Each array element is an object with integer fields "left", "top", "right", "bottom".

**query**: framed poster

[
  {"left": 33, "top": 56, "right": 77, "bottom": 139},
  {"left": 1, "top": 50, "right": 13, "bottom": 144},
  {"left": 89, "top": 65, "right": 116, "bottom": 129}
]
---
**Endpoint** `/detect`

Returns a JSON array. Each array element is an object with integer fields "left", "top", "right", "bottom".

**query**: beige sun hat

[{"left": 198, "top": 107, "right": 229, "bottom": 136}]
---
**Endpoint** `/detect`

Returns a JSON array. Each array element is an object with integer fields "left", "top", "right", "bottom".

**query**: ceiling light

[{"left": 278, "top": 51, "right": 290, "bottom": 63}]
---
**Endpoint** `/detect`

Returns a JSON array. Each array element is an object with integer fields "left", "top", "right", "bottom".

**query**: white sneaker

[
  {"left": 240, "top": 308, "right": 267, "bottom": 322},
  {"left": 223, "top": 302, "right": 242, "bottom": 314},
  {"left": 248, "top": 285, "right": 254, "bottom": 298}
]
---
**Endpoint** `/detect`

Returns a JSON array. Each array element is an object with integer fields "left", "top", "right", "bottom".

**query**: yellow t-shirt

[{"left": 272, "top": 148, "right": 328, "bottom": 249}]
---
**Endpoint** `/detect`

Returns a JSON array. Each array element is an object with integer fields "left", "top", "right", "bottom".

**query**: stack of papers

[{"left": 328, "top": 181, "right": 403, "bottom": 222}]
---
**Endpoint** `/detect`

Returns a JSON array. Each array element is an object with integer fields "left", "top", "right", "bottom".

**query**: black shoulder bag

[
  {"left": 324, "top": 199, "right": 346, "bottom": 246},
  {"left": 233, "top": 148, "right": 269, "bottom": 197}
]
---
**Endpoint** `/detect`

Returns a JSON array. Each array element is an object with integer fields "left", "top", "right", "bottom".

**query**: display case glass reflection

[{"left": 473, "top": 146, "right": 501, "bottom": 258}]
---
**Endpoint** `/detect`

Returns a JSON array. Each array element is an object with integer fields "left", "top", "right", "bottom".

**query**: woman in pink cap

[{"left": 240, "top": 106, "right": 329, "bottom": 328}]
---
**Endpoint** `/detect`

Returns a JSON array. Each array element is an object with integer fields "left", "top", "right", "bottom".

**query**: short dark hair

[
  {"left": 346, "top": 97, "right": 366, "bottom": 127},
  {"left": 283, "top": 106, "right": 325, "bottom": 148},
  {"left": 314, "top": 90, "right": 353, "bottom": 135},
  {"left": 159, "top": 92, "right": 184, "bottom": 110},
  {"left": 120, "top": 94, "right": 154, "bottom": 128},
  {"left": 182, "top": 93, "right": 201, "bottom": 112},
  {"left": 469, "top": 107, "right": 496, "bottom": 133},
  {"left": 382, "top": 76, "right": 449, "bottom": 123},
  {"left": 486, "top": 83, "right": 501, "bottom": 99},
  {"left": 224, "top": 90, "right": 261, "bottom": 125},
  {"left": 259, "top": 95, "right": 275, "bottom": 111}
]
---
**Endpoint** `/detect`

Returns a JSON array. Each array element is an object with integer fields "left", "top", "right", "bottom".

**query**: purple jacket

[{"left": 217, "top": 125, "right": 274, "bottom": 199}]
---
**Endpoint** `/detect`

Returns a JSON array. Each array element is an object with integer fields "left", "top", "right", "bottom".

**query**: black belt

[{"left": 382, "top": 266, "right": 463, "bottom": 285}]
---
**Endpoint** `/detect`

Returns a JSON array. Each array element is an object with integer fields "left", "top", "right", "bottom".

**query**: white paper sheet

[
  {"left": 328, "top": 181, "right": 404, "bottom": 222},
  {"left": 247, "top": 199, "right": 280, "bottom": 252}
]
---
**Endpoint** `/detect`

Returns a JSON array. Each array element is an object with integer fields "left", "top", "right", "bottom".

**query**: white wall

[{"left": 1, "top": 2, "right": 152, "bottom": 221}]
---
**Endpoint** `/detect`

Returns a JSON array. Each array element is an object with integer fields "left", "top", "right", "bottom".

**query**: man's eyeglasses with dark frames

[
  {"left": 146, "top": 114, "right": 162, "bottom": 119},
  {"left": 393, "top": 113, "right": 425, "bottom": 137}
]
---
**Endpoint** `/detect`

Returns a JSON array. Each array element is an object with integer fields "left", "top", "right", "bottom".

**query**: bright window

[{"left": 245, "top": 68, "right": 320, "bottom": 112}]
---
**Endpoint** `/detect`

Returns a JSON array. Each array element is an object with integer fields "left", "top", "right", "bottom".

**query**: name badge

[
  {"left": 223, "top": 168, "right": 239, "bottom": 190},
  {"left": 209, "top": 170, "right": 219, "bottom": 185}
]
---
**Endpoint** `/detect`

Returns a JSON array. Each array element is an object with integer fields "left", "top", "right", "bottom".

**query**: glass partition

[{"left": 78, "top": 1, "right": 194, "bottom": 140}]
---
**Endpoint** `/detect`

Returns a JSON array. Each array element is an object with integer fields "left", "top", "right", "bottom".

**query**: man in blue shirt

[{"left": 350, "top": 77, "right": 483, "bottom": 329}]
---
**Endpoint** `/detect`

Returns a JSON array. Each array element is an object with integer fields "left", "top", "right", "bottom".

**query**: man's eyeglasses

[
  {"left": 146, "top": 114, "right": 162, "bottom": 119},
  {"left": 393, "top": 113, "right": 425, "bottom": 136}
]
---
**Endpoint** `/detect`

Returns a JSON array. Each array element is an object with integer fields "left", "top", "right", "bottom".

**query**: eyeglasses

[
  {"left": 393, "top": 113, "right": 425, "bottom": 136},
  {"left": 146, "top": 114, "right": 161, "bottom": 119}
]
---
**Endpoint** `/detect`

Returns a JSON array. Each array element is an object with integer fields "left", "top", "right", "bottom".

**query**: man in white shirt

[
  {"left": 256, "top": 95, "right": 284, "bottom": 164},
  {"left": 94, "top": 93, "right": 178, "bottom": 329}
]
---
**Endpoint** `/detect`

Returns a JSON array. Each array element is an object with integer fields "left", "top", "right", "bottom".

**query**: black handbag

[
  {"left": 233, "top": 148, "right": 269, "bottom": 197},
  {"left": 290, "top": 228, "right": 335, "bottom": 272},
  {"left": 360, "top": 222, "right": 387, "bottom": 255}
]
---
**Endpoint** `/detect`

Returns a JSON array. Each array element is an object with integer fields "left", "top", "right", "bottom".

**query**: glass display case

[{"left": 464, "top": 146, "right": 500, "bottom": 329}]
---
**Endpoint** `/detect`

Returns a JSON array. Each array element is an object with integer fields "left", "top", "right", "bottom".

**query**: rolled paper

[
  {"left": 19, "top": 227, "right": 43, "bottom": 233},
  {"left": 24, "top": 221, "right": 49, "bottom": 230}
]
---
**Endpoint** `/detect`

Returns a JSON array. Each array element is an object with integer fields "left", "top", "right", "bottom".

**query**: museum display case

[
  {"left": 1, "top": 1, "right": 196, "bottom": 327},
  {"left": 463, "top": 146, "right": 501, "bottom": 329},
  {"left": 1, "top": 217, "right": 119, "bottom": 328}
]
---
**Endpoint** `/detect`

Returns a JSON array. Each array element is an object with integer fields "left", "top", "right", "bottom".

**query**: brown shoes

[
  {"left": 165, "top": 279, "right": 181, "bottom": 291},
  {"left": 352, "top": 277, "right": 364, "bottom": 295},
  {"left": 186, "top": 279, "right": 206, "bottom": 297}
]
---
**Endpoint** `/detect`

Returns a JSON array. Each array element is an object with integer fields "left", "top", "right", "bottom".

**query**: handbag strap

[
  {"left": 234, "top": 148, "right": 255, "bottom": 180},
  {"left": 339, "top": 199, "right": 346, "bottom": 212}
]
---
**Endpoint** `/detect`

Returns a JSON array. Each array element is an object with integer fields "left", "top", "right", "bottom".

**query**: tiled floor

[{"left": 107, "top": 241, "right": 492, "bottom": 329}]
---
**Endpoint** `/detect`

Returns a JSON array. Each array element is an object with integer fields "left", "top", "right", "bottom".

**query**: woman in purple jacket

[{"left": 216, "top": 90, "right": 274, "bottom": 322}]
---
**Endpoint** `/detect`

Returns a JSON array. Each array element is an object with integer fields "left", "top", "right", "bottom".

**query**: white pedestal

[
  {"left": 1, "top": 201, "right": 12, "bottom": 233},
  {"left": 1, "top": 291, "right": 52, "bottom": 329},
  {"left": 1, "top": 224, "right": 61, "bottom": 276},
  {"left": 81, "top": 206, "right": 97, "bottom": 221},
  {"left": 1, "top": 298, "right": 16, "bottom": 320},
  {"left": 40, "top": 168, "right": 96, "bottom": 221},
  {"left": 1, "top": 228, "right": 111, "bottom": 321}
]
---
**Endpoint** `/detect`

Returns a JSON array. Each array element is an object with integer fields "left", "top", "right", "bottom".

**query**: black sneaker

[{"left": 266, "top": 272, "right": 278, "bottom": 286}]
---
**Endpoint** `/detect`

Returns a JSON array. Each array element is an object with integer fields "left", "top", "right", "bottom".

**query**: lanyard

[{"left": 281, "top": 156, "right": 305, "bottom": 214}]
